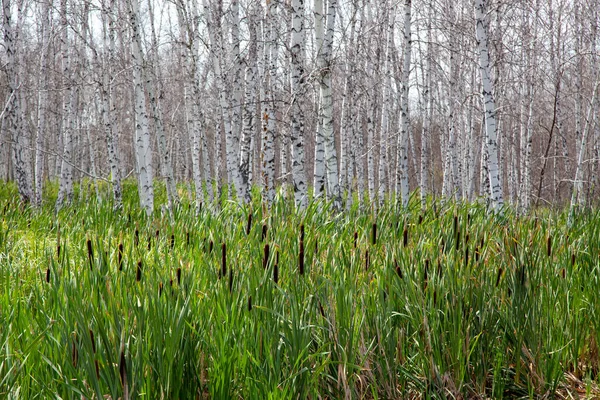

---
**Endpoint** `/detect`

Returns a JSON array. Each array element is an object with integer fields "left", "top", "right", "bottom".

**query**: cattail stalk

[
  {"left": 136, "top": 260, "right": 142, "bottom": 282},
  {"left": 87, "top": 238, "right": 94, "bottom": 270},
  {"left": 176, "top": 267, "right": 182, "bottom": 285},
  {"left": 263, "top": 244, "right": 270, "bottom": 269},
  {"left": 372, "top": 222, "right": 377, "bottom": 245},
  {"left": 118, "top": 243, "right": 124, "bottom": 271},
  {"left": 221, "top": 243, "right": 227, "bottom": 279},
  {"left": 299, "top": 240, "right": 305, "bottom": 275},
  {"left": 246, "top": 212, "right": 253, "bottom": 235},
  {"left": 262, "top": 224, "right": 268, "bottom": 241}
]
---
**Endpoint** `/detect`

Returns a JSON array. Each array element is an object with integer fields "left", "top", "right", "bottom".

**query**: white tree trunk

[
  {"left": 100, "top": 0, "right": 122, "bottom": 209},
  {"left": 147, "top": 0, "right": 178, "bottom": 211},
  {"left": 474, "top": 0, "right": 503, "bottom": 210},
  {"left": 2, "top": 0, "right": 33, "bottom": 203},
  {"left": 129, "top": 0, "right": 154, "bottom": 215},
  {"left": 290, "top": 0, "right": 307, "bottom": 207},
  {"left": 314, "top": 0, "right": 339, "bottom": 203},
  {"left": 397, "top": 0, "right": 412, "bottom": 207},
  {"left": 56, "top": 0, "right": 76, "bottom": 209},
  {"left": 34, "top": 0, "right": 51, "bottom": 206}
]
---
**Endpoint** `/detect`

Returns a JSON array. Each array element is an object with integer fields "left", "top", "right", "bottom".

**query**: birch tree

[
  {"left": 474, "top": 0, "right": 503, "bottom": 210},
  {"left": 128, "top": 0, "right": 154, "bottom": 215},
  {"left": 312, "top": 0, "right": 339, "bottom": 203},
  {"left": 56, "top": 0, "right": 79, "bottom": 210},
  {"left": 397, "top": 0, "right": 412, "bottom": 207},
  {"left": 100, "top": 0, "right": 123, "bottom": 208},
  {"left": 289, "top": 0, "right": 307, "bottom": 207},
  {"left": 2, "top": 0, "right": 33, "bottom": 204}
]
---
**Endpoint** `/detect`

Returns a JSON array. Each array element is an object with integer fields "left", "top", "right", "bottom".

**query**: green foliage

[{"left": 0, "top": 182, "right": 599, "bottom": 399}]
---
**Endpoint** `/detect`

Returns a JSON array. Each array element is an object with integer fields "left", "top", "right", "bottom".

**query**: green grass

[{"left": 0, "top": 180, "right": 599, "bottom": 399}]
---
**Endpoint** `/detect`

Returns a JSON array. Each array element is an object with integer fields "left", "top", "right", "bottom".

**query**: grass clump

[{"left": 0, "top": 182, "right": 599, "bottom": 398}]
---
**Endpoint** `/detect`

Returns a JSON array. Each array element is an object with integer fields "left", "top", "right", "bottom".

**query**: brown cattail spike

[
  {"left": 353, "top": 231, "right": 358, "bottom": 249},
  {"left": 263, "top": 244, "right": 270, "bottom": 269},
  {"left": 300, "top": 224, "right": 305, "bottom": 242},
  {"left": 229, "top": 268, "right": 233, "bottom": 293},
  {"left": 246, "top": 213, "right": 253, "bottom": 235},
  {"left": 136, "top": 260, "right": 142, "bottom": 282},
  {"left": 134, "top": 229, "right": 139, "bottom": 246},
  {"left": 372, "top": 223, "right": 377, "bottom": 245},
  {"left": 547, "top": 235, "right": 552, "bottom": 257},
  {"left": 46, "top": 267, "right": 50, "bottom": 283},
  {"left": 248, "top": 296, "right": 253, "bottom": 311},
  {"left": 118, "top": 243, "right": 124, "bottom": 271},
  {"left": 299, "top": 241, "right": 305, "bottom": 275},
  {"left": 221, "top": 243, "right": 227, "bottom": 279},
  {"left": 159, "top": 282, "right": 163, "bottom": 297},
  {"left": 72, "top": 337, "right": 78, "bottom": 367},
  {"left": 262, "top": 224, "right": 268, "bottom": 241},
  {"left": 571, "top": 252, "right": 576, "bottom": 267},
  {"left": 176, "top": 267, "right": 182, "bottom": 285},
  {"left": 273, "top": 263, "right": 279, "bottom": 284},
  {"left": 395, "top": 259, "right": 403, "bottom": 279},
  {"left": 119, "top": 350, "right": 129, "bottom": 399},
  {"left": 365, "top": 250, "right": 370, "bottom": 271},
  {"left": 87, "top": 239, "right": 94, "bottom": 270},
  {"left": 89, "top": 329, "right": 96, "bottom": 354},
  {"left": 170, "top": 234, "right": 175, "bottom": 249},
  {"left": 495, "top": 267, "right": 503, "bottom": 287},
  {"left": 403, "top": 226, "right": 408, "bottom": 247}
]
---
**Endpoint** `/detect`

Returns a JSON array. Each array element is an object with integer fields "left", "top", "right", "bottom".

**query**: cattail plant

[
  {"left": 547, "top": 235, "right": 552, "bottom": 257},
  {"left": 170, "top": 234, "right": 175, "bottom": 250},
  {"left": 229, "top": 268, "right": 233, "bottom": 293},
  {"left": 72, "top": 333, "right": 79, "bottom": 367},
  {"left": 246, "top": 212, "right": 253, "bottom": 235},
  {"left": 90, "top": 329, "right": 99, "bottom": 379},
  {"left": 372, "top": 222, "right": 377, "bottom": 245},
  {"left": 176, "top": 267, "right": 182, "bottom": 285},
  {"left": 365, "top": 250, "right": 370, "bottom": 271},
  {"left": 119, "top": 349, "right": 129, "bottom": 400},
  {"left": 273, "top": 263, "right": 279, "bottom": 284},
  {"left": 423, "top": 260, "right": 429, "bottom": 291},
  {"left": 300, "top": 224, "right": 305, "bottom": 242},
  {"left": 159, "top": 282, "right": 163, "bottom": 297},
  {"left": 262, "top": 224, "right": 268, "bottom": 241},
  {"left": 45, "top": 266, "right": 50, "bottom": 283},
  {"left": 87, "top": 238, "right": 94, "bottom": 270},
  {"left": 118, "top": 243, "right": 124, "bottom": 271},
  {"left": 495, "top": 267, "right": 503, "bottom": 287},
  {"left": 403, "top": 226, "right": 408, "bottom": 247},
  {"left": 136, "top": 260, "right": 142, "bottom": 282},
  {"left": 221, "top": 243, "right": 227, "bottom": 279},
  {"left": 186, "top": 231, "right": 190, "bottom": 246},
  {"left": 134, "top": 227, "right": 139, "bottom": 247},
  {"left": 394, "top": 258, "right": 403, "bottom": 279},
  {"left": 263, "top": 244, "right": 270, "bottom": 269},
  {"left": 353, "top": 231, "right": 358, "bottom": 249},
  {"left": 57, "top": 225, "right": 61, "bottom": 259},
  {"left": 299, "top": 240, "right": 305, "bottom": 275},
  {"left": 248, "top": 296, "right": 252, "bottom": 312}
]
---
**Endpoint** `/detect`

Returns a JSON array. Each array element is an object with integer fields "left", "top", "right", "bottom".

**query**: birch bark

[
  {"left": 474, "top": 0, "right": 503, "bottom": 210},
  {"left": 129, "top": 0, "right": 154, "bottom": 215},
  {"left": 289, "top": 0, "right": 307, "bottom": 207},
  {"left": 397, "top": 0, "right": 412, "bottom": 207},
  {"left": 2, "top": 0, "right": 33, "bottom": 203},
  {"left": 100, "top": 0, "right": 122, "bottom": 208}
]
